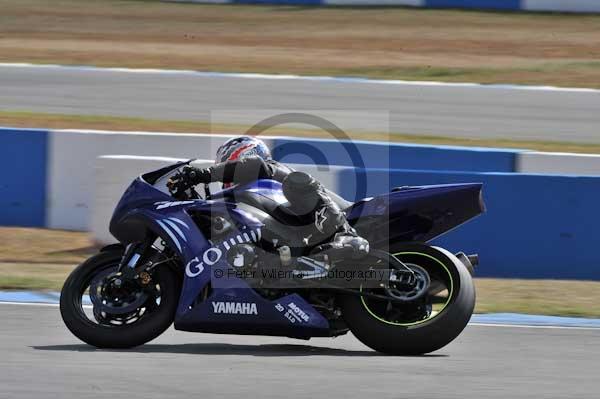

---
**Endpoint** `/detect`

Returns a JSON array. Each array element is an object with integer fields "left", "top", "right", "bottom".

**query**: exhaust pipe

[{"left": 455, "top": 252, "right": 478, "bottom": 276}]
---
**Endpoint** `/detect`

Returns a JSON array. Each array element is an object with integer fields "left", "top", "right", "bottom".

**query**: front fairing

[
  {"left": 109, "top": 176, "right": 175, "bottom": 243},
  {"left": 108, "top": 171, "right": 331, "bottom": 338}
]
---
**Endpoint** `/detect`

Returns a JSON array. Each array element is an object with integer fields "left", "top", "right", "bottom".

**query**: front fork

[
  {"left": 117, "top": 235, "right": 171, "bottom": 283},
  {"left": 90, "top": 236, "right": 173, "bottom": 319}
]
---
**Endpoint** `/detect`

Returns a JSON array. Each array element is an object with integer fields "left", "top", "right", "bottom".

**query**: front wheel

[
  {"left": 340, "top": 243, "right": 475, "bottom": 355},
  {"left": 60, "top": 248, "right": 181, "bottom": 348}
]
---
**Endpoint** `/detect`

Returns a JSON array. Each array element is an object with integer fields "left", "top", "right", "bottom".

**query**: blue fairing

[
  {"left": 109, "top": 173, "right": 330, "bottom": 338},
  {"left": 108, "top": 163, "right": 483, "bottom": 338},
  {"left": 211, "top": 178, "right": 286, "bottom": 202},
  {"left": 346, "top": 183, "right": 484, "bottom": 246}
]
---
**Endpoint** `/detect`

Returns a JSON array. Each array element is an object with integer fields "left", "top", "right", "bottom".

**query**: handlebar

[{"left": 166, "top": 166, "right": 212, "bottom": 201}]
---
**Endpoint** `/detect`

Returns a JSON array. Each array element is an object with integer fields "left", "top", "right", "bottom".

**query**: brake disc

[
  {"left": 89, "top": 272, "right": 149, "bottom": 316},
  {"left": 385, "top": 264, "right": 431, "bottom": 303}
]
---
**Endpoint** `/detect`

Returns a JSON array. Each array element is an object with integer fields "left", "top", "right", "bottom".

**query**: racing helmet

[{"left": 215, "top": 136, "right": 272, "bottom": 164}]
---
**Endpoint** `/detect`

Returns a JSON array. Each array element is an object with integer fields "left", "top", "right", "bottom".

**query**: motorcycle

[{"left": 60, "top": 160, "right": 484, "bottom": 355}]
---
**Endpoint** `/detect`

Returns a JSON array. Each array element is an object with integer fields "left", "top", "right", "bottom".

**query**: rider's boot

[{"left": 311, "top": 230, "right": 370, "bottom": 262}]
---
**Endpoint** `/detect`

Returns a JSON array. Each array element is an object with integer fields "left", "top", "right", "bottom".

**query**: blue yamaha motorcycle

[{"left": 60, "top": 160, "right": 484, "bottom": 355}]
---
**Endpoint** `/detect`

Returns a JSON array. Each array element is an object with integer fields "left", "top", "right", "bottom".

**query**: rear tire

[
  {"left": 340, "top": 243, "right": 475, "bottom": 355},
  {"left": 60, "top": 248, "right": 181, "bottom": 349}
]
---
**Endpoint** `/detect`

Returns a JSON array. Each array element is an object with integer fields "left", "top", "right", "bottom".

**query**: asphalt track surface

[
  {"left": 2, "top": 64, "right": 600, "bottom": 144},
  {"left": 2, "top": 303, "right": 599, "bottom": 399}
]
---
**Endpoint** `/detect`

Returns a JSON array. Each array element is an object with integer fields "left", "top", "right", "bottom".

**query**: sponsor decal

[
  {"left": 184, "top": 227, "right": 262, "bottom": 278},
  {"left": 275, "top": 302, "right": 310, "bottom": 324},
  {"left": 314, "top": 207, "right": 328, "bottom": 233},
  {"left": 185, "top": 257, "right": 204, "bottom": 277},
  {"left": 154, "top": 201, "right": 195, "bottom": 210},
  {"left": 212, "top": 301, "right": 258, "bottom": 315},
  {"left": 288, "top": 302, "right": 310, "bottom": 323},
  {"left": 156, "top": 217, "right": 191, "bottom": 252},
  {"left": 185, "top": 247, "right": 222, "bottom": 277}
]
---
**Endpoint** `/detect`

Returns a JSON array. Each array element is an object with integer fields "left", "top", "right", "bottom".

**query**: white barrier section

[
  {"left": 324, "top": 0, "right": 423, "bottom": 5},
  {"left": 517, "top": 151, "right": 600, "bottom": 176},
  {"left": 92, "top": 155, "right": 347, "bottom": 244},
  {"left": 47, "top": 130, "right": 270, "bottom": 231},
  {"left": 167, "top": 0, "right": 424, "bottom": 4},
  {"left": 92, "top": 156, "right": 215, "bottom": 244},
  {"left": 523, "top": 0, "right": 600, "bottom": 12}
]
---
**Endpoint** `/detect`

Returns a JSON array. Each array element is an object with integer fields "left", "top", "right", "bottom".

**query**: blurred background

[
  {"left": 2, "top": 0, "right": 600, "bottom": 317},
  {"left": 2, "top": 1, "right": 600, "bottom": 397}
]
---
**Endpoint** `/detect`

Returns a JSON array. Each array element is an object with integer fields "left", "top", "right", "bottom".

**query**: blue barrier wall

[
  {"left": 0, "top": 129, "right": 48, "bottom": 227},
  {"left": 171, "top": 0, "right": 600, "bottom": 13},
  {"left": 273, "top": 138, "right": 519, "bottom": 172},
  {"left": 339, "top": 168, "right": 600, "bottom": 280},
  {"left": 425, "top": 0, "right": 520, "bottom": 10},
  {"left": 3, "top": 126, "right": 600, "bottom": 280}
]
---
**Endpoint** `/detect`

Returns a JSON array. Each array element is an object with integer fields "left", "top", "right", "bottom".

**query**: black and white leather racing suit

[{"left": 173, "top": 156, "right": 369, "bottom": 259}]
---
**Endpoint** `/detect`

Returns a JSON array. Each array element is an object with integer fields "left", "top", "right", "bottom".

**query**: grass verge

[
  {"left": 0, "top": 227, "right": 96, "bottom": 290},
  {"left": 475, "top": 278, "right": 600, "bottom": 318},
  {"left": 3, "top": 110, "right": 600, "bottom": 154},
  {"left": 1, "top": 227, "right": 599, "bottom": 318},
  {"left": 1, "top": 1, "right": 600, "bottom": 87}
]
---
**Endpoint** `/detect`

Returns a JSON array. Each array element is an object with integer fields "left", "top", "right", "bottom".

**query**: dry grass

[
  {"left": 0, "top": 227, "right": 96, "bottom": 290},
  {"left": 475, "top": 278, "right": 600, "bottom": 318},
  {"left": 1, "top": 227, "right": 599, "bottom": 317},
  {"left": 5, "top": 110, "right": 600, "bottom": 154},
  {"left": 0, "top": 263, "right": 78, "bottom": 290},
  {"left": 1, "top": 1, "right": 600, "bottom": 87},
  {"left": 0, "top": 227, "right": 95, "bottom": 264}
]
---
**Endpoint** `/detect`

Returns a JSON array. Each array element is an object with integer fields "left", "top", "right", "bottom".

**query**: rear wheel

[
  {"left": 60, "top": 248, "right": 181, "bottom": 348},
  {"left": 340, "top": 243, "right": 475, "bottom": 355}
]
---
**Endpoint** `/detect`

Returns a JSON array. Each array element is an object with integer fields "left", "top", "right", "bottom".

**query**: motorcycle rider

[{"left": 167, "top": 136, "right": 369, "bottom": 259}]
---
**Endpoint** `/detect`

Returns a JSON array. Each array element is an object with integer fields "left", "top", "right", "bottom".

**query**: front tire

[
  {"left": 60, "top": 248, "right": 181, "bottom": 349},
  {"left": 341, "top": 243, "right": 475, "bottom": 355}
]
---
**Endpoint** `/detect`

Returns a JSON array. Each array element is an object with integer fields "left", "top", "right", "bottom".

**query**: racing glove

[
  {"left": 166, "top": 166, "right": 212, "bottom": 195},
  {"left": 182, "top": 166, "right": 212, "bottom": 185}
]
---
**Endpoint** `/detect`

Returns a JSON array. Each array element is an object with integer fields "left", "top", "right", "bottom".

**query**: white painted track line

[
  {"left": 1, "top": 62, "right": 598, "bottom": 93},
  {"left": 2, "top": 301, "right": 599, "bottom": 330}
]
